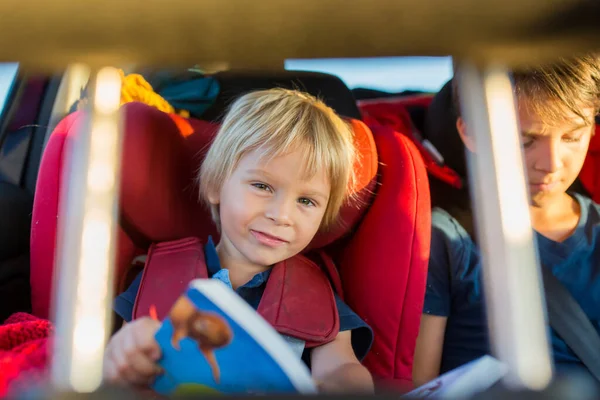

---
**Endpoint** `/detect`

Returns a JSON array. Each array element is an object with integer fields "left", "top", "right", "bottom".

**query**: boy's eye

[
  {"left": 563, "top": 136, "right": 582, "bottom": 143},
  {"left": 298, "top": 198, "right": 316, "bottom": 207},
  {"left": 521, "top": 136, "right": 535, "bottom": 149},
  {"left": 251, "top": 183, "right": 272, "bottom": 192}
]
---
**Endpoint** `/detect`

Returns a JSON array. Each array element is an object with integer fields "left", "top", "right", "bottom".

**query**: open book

[
  {"left": 403, "top": 356, "right": 508, "bottom": 399},
  {"left": 151, "top": 279, "right": 317, "bottom": 395}
]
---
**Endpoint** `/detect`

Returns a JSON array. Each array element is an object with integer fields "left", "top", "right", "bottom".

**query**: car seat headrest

[
  {"left": 119, "top": 102, "right": 377, "bottom": 251},
  {"left": 423, "top": 79, "right": 468, "bottom": 179},
  {"left": 201, "top": 70, "right": 361, "bottom": 122},
  {"left": 119, "top": 104, "right": 220, "bottom": 247},
  {"left": 308, "top": 118, "right": 378, "bottom": 250}
]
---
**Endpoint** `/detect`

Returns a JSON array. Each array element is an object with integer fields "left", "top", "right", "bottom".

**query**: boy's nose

[
  {"left": 534, "top": 138, "right": 563, "bottom": 173},
  {"left": 265, "top": 197, "right": 293, "bottom": 226}
]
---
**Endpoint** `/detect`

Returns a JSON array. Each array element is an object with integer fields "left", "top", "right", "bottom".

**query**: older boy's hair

[
  {"left": 453, "top": 54, "right": 600, "bottom": 125},
  {"left": 199, "top": 88, "right": 356, "bottom": 230}
]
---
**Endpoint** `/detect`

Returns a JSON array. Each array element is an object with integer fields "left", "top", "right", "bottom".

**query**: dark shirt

[{"left": 424, "top": 193, "right": 600, "bottom": 376}]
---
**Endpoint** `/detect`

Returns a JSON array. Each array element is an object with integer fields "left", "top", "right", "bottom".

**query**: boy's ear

[
  {"left": 206, "top": 188, "right": 220, "bottom": 205},
  {"left": 456, "top": 117, "right": 476, "bottom": 153}
]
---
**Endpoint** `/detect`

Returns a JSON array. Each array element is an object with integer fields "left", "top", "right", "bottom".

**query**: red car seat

[
  {"left": 359, "top": 94, "right": 463, "bottom": 191},
  {"left": 580, "top": 124, "right": 600, "bottom": 204},
  {"left": 30, "top": 73, "right": 430, "bottom": 388}
]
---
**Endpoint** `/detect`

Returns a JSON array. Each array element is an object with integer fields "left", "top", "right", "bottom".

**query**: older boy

[{"left": 414, "top": 55, "right": 600, "bottom": 385}]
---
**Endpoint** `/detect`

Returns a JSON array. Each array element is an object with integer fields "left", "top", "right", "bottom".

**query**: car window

[
  {"left": 285, "top": 56, "right": 453, "bottom": 93},
  {"left": 0, "top": 63, "right": 19, "bottom": 118},
  {"left": 0, "top": 63, "right": 20, "bottom": 184}
]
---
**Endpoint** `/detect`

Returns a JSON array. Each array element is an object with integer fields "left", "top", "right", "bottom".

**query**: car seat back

[
  {"left": 201, "top": 70, "right": 362, "bottom": 122},
  {"left": 337, "top": 123, "right": 431, "bottom": 388},
  {"left": 31, "top": 72, "right": 431, "bottom": 388}
]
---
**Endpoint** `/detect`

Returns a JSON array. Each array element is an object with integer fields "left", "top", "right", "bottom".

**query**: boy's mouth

[
  {"left": 529, "top": 180, "right": 559, "bottom": 192},
  {"left": 250, "top": 230, "right": 288, "bottom": 247}
]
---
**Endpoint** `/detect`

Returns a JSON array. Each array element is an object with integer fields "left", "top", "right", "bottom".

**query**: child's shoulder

[
  {"left": 432, "top": 207, "right": 472, "bottom": 241},
  {"left": 571, "top": 192, "right": 600, "bottom": 229}
]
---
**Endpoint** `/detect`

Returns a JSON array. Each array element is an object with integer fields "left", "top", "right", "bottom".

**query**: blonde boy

[{"left": 105, "top": 88, "right": 374, "bottom": 393}]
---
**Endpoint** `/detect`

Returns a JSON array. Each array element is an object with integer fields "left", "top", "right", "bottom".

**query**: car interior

[
  {"left": 0, "top": 0, "right": 599, "bottom": 397},
  {"left": 1, "top": 62, "right": 600, "bottom": 395}
]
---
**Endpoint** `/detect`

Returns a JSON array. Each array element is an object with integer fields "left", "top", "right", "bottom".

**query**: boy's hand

[
  {"left": 103, "top": 317, "right": 163, "bottom": 386},
  {"left": 311, "top": 331, "right": 374, "bottom": 393},
  {"left": 315, "top": 362, "right": 374, "bottom": 393}
]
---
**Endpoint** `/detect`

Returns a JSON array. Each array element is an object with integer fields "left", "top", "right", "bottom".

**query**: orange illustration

[{"left": 169, "top": 296, "right": 233, "bottom": 384}]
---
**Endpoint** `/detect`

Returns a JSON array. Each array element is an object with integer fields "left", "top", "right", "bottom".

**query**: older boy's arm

[
  {"left": 310, "top": 330, "right": 374, "bottom": 393},
  {"left": 413, "top": 314, "right": 447, "bottom": 386}
]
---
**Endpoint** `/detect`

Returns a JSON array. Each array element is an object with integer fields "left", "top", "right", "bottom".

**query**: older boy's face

[
  {"left": 209, "top": 148, "right": 330, "bottom": 268},
  {"left": 518, "top": 101, "right": 595, "bottom": 207}
]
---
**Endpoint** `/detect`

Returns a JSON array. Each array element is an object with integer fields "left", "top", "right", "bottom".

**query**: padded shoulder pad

[
  {"left": 133, "top": 237, "right": 208, "bottom": 321},
  {"left": 258, "top": 255, "right": 340, "bottom": 348}
]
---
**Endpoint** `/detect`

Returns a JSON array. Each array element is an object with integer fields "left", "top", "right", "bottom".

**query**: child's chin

[
  {"left": 250, "top": 255, "right": 285, "bottom": 267},
  {"left": 248, "top": 250, "right": 291, "bottom": 267}
]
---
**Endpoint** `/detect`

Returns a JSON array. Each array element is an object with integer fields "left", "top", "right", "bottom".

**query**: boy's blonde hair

[
  {"left": 453, "top": 53, "right": 600, "bottom": 125},
  {"left": 199, "top": 88, "right": 356, "bottom": 230},
  {"left": 512, "top": 54, "right": 600, "bottom": 126}
]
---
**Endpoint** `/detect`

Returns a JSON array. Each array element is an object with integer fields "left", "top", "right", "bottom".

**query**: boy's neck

[
  {"left": 215, "top": 241, "right": 270, "bottom": 290},
  {"left": 529, "top": 192, "right": 581, "bottom": 242},
  {"left": 227, "top": 266, "right": 268, "bottom": 290}
]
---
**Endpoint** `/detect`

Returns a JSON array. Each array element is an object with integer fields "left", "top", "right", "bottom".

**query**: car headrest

[
  {"left": 201, "top": 70, "right": 361, "bottom": 122},
  {"left": 119, "top": 102, "right": 377, "bottom": 251},
  {"left": 423, "top": 79, "right": 468, "bottom": 179}
]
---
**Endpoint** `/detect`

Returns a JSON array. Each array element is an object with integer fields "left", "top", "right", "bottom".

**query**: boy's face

[
  {"left": 457, "top": 101, "right": 595, "bottom": 208},
  {"left": 518, "top": 101, "right": 595, "bottom": 207},
  {"left": 208, "top": 147, "right": 330, "bottom": 268}
]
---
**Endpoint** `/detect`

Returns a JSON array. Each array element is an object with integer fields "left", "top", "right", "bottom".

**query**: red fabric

[
  {"left": 133, "top": 238, "right": 210, "bottom": 320},
  {"left": 308, "top": 119, "right": 379, "bottom": 249},
  {"left": 580, "top": 125, "right": 600, "bottom": 203},
  {"left": 357, "top": 94, "right": 435, "bottom": 110},
  {"left": 30, "top": 113, "right": 137, "bottom": 319},
  {"left": 119, "top": 107, "right": 220, "bottom": 245},
  {"left": 359, "top": 99, "right": 463, "bottom": 189},
  {"left": 30, "top": 113, "right": 74, "bottom": 320},
  {"left": 339, "top": 125, "right": 431, "bottom": 387},
  {"left": 0, "top": 313, "right": 52, "bottom": 397},
  {"left": 257, "top": 255, "right": 340, "bottom": 348}
]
